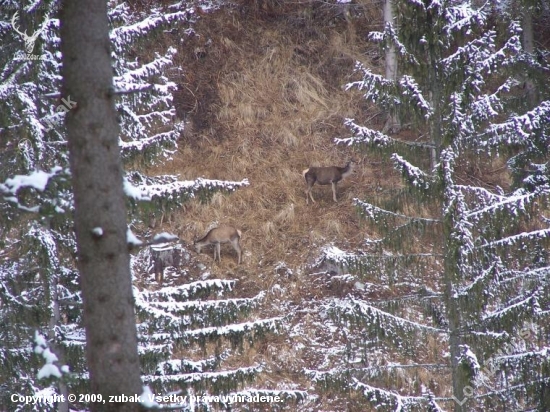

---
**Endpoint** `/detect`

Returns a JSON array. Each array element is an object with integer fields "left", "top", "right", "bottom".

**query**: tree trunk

[
  {"left": 522, "top": 8, "right": 537, "bottom": 106},
  {"left": 442, "top": 158, "right": 469, "bottom": 412},
  {"left": 47, "top": 273, "right": 69, "bottom": 412},
  {"left": 60, "top": 1, "right": 144, "bottom": 411},
  {"left": 383, "top": 0, "right": 400, "bottom": 134},
  {"left": 445, "top": 259, "right": 469, "bottom": 412},
  {"left": 428, "top": 49, "right": 442, "bottom": 169}
]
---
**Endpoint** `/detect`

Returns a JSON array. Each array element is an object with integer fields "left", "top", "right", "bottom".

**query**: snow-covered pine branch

[
  {"left": 325, "top": 298, "right": 445, "bottom": 353},
  {"left": 455, "top": 263, "right": 500, "bottom": 322},
  {"left": 328, "top": 297, "right": 445, "bottom": 332},
  {"left": 110, "top": 7, "right": 192, "bottom": 49},
  {"left": 483, "top": 100, "right": 550, "bottom": 147},
  {"left": 335, "top": 118, "right": 394, "bottom": 147},
  {"left": 518, "top": 162, "right": 550, "bottom": 193},
  {"left": 481, "top": 292, "right": 541, "bottom": 332},
  {"left": 464, "top": 190, "right": 539, "bottom": 229},
  {"left": 136, "top": 292, "right": 266, "bottom": 331},
  {"left": 399, "top": 75, "right": 433, "bottom": 119},
  {"left": 337, "top": 119, "right": 436, "bottom": 153},
  {"left": 354, "top": 198, "right": 440, "bottom": 239},
  {"left": 391, "top": 153, "right": 433, "bottom": 191},
  {"left": 468, "top": 78, "right": 514, "bottom": 128},
  {"left": 345, "top": 62, "right": 399, "bottom": 111},
  {"left": 480, "top": 228, "right": 550, "bottom": 250},
  {"left": 354, "top": 199, "right": 419, "bottom": 222},
  {"left": 34, "top": 331, "right": 70, "bottom": 380},
  {"left": 368, "top": 22, "right": 418, "bottom": 65},
  {"left": 443, "top": 2, "right": 486, "bottom": 33},
  {"left": 134, "top": 265, "right": 284, "bottom": 399},
  {"left": 346, "top": 63, "right": 433, "bottom": 121},
  {"left": 1, "top": 167, "right": 63, "bottom": 195},
  {"left": 142, "top": 365, "right": 262, "bottom": 389},
  {"left": 119, "top": 129, "right": 179, "bottom": 159},
  {"left": 488, "top": 347, "right": 550, "bottom": 386},
  {"left": 155, "top": 351, "right": 231, "bottom": 375},
  {"left": 352, "top": 378, "right": 433, "bottom": 411},
  {"left": 125, "top": 173, "right": 249, "bottom": 210},
  {"left": 140, "top": 279, "right": 236, "bottom": 299},
  {"left": 182, "top": 317, "right": 282, "bottom": 344},
  {"left": 109, "top": 4, "right": 187, "bottom": 161}
]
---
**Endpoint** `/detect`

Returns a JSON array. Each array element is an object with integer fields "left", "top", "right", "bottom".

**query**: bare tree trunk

[
  {"left": 60, "top": 1, "right": 144, "bottom": 411},
  {"left": 442, "top": 163, "right": 469, "bottom": 412},
  {"left": 522, "top": 8, "right": 537, "bottom": 106},
  {"left": 47, "top": 274, "right": 69, "bottom": 412},
  {"left": 383, "top": 0, "right": 400, "bottom": 134}
]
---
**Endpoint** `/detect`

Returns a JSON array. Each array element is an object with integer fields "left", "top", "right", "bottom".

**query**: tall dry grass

[{"left": 153, "top": 8, "right": 395, "bottom": 278}]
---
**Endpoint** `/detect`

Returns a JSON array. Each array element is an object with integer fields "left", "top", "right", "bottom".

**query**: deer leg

[
  {"left": 215, "top": 243, "right": 221, "bottom": 262},
  {"left": 232, "top": 239, "right": 242, "bottom": 264},
  {"left": 305, "top": 184, "right": 316, "bottom": 204},
  {"left": 305, "top": 178, "right": 316, "bottom": 205},
  {"left": 332, "top": 182, "right": 338, "bottom": 202}
]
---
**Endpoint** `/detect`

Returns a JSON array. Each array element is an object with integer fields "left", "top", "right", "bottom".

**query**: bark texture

[
  {"left": 60, "top": 1, "right": 144, "bottom": 410},
  {"left": 383, "top": 0, "right": 400, "bottom": 134}
]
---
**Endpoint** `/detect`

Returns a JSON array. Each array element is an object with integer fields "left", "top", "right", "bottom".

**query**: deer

[
  {"left": 302, "top": 160, "right": 356, "bottom": 205},
  {"left": 194, "top": 226, "right": 242, "bottom": 264}
]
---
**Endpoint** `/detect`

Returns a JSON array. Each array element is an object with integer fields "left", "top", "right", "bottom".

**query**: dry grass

[
  {"left": 141, "top": 2, "right": 454, "bottom": 408},
  {"left": 155, "top": 6, "right": 386, "bottom": 275}
]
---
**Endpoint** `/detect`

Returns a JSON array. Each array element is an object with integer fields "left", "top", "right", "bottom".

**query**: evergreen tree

[
  {"left": 133, "top": 271, "right": 307, "bottom": 408},
  {"left": 0, "top": 1, "right": 256, "bottom": 410},
  {"left": 319, "top": 0, "right": 550, "bottom": 410}
]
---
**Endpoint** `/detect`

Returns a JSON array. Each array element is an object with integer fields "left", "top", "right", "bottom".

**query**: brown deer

[
  {"left": 194, "top": 226, "right": 242, "bottom": 264},
  {"left": 302, "top": 160, "right": 356, "bottom": 204}
]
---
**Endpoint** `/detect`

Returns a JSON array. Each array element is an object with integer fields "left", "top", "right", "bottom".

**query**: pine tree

[
  {"left": 133, "top": 273, "right": 308, "bottom": 407},
  {"left": 321, "top": 0, "right": 550, "bottom": 410},
  {"left": 0, "top": 1, "right": 253, "bottom": 410}
]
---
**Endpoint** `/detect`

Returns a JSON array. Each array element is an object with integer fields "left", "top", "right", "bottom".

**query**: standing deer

[
  {"left": 302, "top": 160, "right": 356, "bottom": 204},
  {"left": 194, "top": 226, "right": 242, "bottom": 264}
]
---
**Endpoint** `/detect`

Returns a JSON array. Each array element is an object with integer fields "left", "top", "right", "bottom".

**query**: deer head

[{"left": 11, "top": 11, "right": 45, "bottom": 54}]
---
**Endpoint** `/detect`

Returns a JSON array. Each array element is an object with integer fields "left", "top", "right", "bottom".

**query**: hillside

[
  {"left": 131, "top": 1, "right": 550, "bottom": 409},
  {"left": 136, "top": 1, "right": 403, "bottom": 408},
  {"left": 157, "top": 3, "right": 392, "bottom": 268},
  {"left": 139, "top": 2, "right": 438, "bottom": 410},
  {"left": 2, "top": 0, "right": 549, "bottom": 410}
]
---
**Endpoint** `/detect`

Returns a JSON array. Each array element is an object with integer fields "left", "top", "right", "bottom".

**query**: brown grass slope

[
  {"left": 164, "top": 3, "right": 390, "bottom": 269},
  {"left": 145, "top": 2, "right": 447, "bottom": 410}
]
